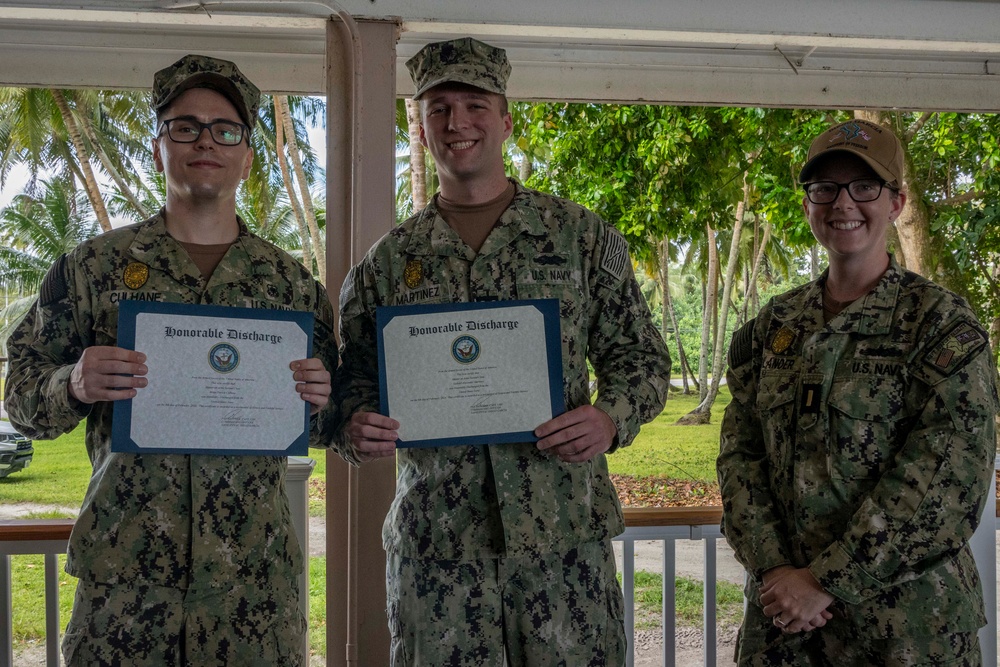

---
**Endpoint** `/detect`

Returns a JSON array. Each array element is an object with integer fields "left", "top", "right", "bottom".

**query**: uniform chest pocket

[
  {"left": 516, "top": 281, "right": 585, "bottom": 339},
  {"left": 827, "top": 376, "right": 906, "bottom": 480},
  {"left": 755, "top": 376, "right": 797, "bottom": 469}
]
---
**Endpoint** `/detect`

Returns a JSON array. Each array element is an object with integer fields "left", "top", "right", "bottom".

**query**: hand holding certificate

[
  {"left": 376, "top": 299, "right": 565, "bottom": 448},
  {"left": 112, "top": 301, "right": 315, "bottom": 456}
]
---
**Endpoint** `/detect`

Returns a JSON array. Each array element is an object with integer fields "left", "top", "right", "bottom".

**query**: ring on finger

[{"left": 774, "top": 616, "right": 787, "bottom": 627}]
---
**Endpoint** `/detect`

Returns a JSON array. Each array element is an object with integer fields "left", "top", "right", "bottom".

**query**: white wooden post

[
  {"left": 287, "top": 456, "right": 316, "bottom": 662},
  {"left": 969, "top": 456, "right": 998, "bottom": 667}
]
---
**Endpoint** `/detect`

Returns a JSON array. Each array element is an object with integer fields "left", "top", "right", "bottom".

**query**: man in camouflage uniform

[
  {"left": 334, "top": 37, "right": 670, "bottom": 666},
  {"left": 718, "top": 119, "right": 998, "bottom": 666},
  {"left": 4, "top": 54, "right": 338, "bottom": 666}
]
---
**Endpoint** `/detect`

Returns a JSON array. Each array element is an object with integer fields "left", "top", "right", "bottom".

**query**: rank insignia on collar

[
  {"left": 123, "top": 262, "right": 149, "bottom": 289},
  {"left": 404, "top": 260, "right": 423, "bottom": 288},
  {"left": 770, "top": 327, "right": 796, "bottom": 354}
]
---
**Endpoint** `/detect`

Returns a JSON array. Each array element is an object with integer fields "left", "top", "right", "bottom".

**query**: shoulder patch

[
  {"left": 338, "top": 265, "right": 358, "bottom": 311},
  {"left": 39, "top": 254, "right": 69, "bottom": 307},
  {"left": 923, "top": 319, "right": 988, "bottom": 377},
  {"left": 728, "top": 318, "right": 756, "bottom": 368},
  {"left": 599, "top": 227, "right": 630, "bottom": 281}
]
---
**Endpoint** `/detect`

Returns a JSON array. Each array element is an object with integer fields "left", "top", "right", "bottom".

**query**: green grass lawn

[
  {"left": 8, "top": 554, "right": 74, "bottom": 642},
  {"left": 3, "top": 389, "right": 733, "bottom": 657},
  {"left": 620, "top": 570, "right": 744, "bottom": 630},
  {"left": 0, "top": 422, "right": 90, "bottom": 512},
  {"left": 609, "top": 387, "right": 729, "bottom": 481}
]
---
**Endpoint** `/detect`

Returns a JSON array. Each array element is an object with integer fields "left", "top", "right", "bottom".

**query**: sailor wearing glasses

[
  {"left": 718, "top": 119, "right": 998, "bottom": 666},
  {"left": 4, "top": 54, "right": 337, "bottom": 666}
]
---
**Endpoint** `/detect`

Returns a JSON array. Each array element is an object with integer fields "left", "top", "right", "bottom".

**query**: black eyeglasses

[
  {"left": 803, "top": 178, "right": 894, "bottom": 205},
  {"left": 158, "top": 118, "right": 249, "bottom": 146}
]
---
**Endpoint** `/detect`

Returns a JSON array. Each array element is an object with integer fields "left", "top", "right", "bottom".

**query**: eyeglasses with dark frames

[
  {"left": 803, "top": 178, "right": 895, "bottom": 205},
  {"left": 158, "top": 118, "right": 249, "bottom": 146}
]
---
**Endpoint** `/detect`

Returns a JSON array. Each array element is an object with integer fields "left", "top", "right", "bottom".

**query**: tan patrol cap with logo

[
  {"left": 799, "top": 119, "right": 904, "bottom": 188},
  {"left": 151, "top": 54, "right": 261, "bottom": 129},
  {"left": 406, "top": 37, "right": 511, "bottom": 100}
]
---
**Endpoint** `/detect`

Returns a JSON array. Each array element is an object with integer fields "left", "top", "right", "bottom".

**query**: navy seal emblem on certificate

[
  {"left": 209, "top": 342, "right": 240, "bottom": 373},
  {"left": 376, "top": 299, "right": 565, "bottom": 448},
  {"left": 112, "top": 300, "right": 314, "bottom": 456},
  {"left": 451, "top": 335, "right": 481, "bottom": 364}
]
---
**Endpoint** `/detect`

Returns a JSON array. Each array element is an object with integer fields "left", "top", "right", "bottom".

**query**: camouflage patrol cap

[
  {"left": 152, "top": 54, "right": 261, "bottom": 129},
  {"left": 799, "top": 119, "right": 904, "bottom": 188},
  {"left": 406, "top": 37, "right": 510, "bottom": 100}
]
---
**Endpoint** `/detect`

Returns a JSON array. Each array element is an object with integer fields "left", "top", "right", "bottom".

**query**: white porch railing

[
  {"left": 0, "top": 520, "right": 71, "bottom": 667},
  {"left": 615, "top": 474, "right": 999, "bottom": 667},
  {"left": 0, "top": 456, "right": 314, "bottom": 667},
  {"left": 3, "top": 482, "right": 997, "bottom": 667},
  {"left": 614, "top": 507, "right": 727, "bottom": 667}
]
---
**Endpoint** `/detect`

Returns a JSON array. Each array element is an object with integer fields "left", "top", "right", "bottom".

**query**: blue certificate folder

[
  {"left": 376, "top": 299, "right": 566, "bottom": 448},
  {"left": 113, "top": 300, "right": 314, "bottom": 457}
]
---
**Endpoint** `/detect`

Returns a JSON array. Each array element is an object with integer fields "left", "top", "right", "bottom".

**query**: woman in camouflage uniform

[{"left": 719, "top": 119, "right": 998, "bottom": 666}]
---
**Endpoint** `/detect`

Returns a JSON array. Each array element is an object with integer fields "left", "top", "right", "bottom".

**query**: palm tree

[
  {"left": 254, "top": 95, "right": 326, "bottom": 279},
  {"left": 404, "top": 98, "right": 428, "bottom": 210},
  {"left": 0, "top": 176, "right": 98, "bottom": 340},
  {"left": 0, "top": 88, "right": 153, "bottom": 232},
  {"left": 637, "top": 236, "right": 699, "bottom": 396},
  {"left": 394, "top": 98, "right": 438, "bottom": 223}
]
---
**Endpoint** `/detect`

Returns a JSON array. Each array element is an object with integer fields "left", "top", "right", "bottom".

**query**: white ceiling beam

[
  {"left": 397, "top": 21, "right": 1000, "bottom": 56},
  {"left": 0, "top": 3, "right": 997, "bottom": 111}
]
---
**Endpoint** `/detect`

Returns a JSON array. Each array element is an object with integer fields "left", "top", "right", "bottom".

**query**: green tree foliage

[
  {"left": 0, "top": 89, "right": 328, "bottom": 286},
  {"left": 512, "top": 103, "right": 831, "bottom": 417},
  {"left": 904, "top": 112, "right": 1000, "bottom": 327},
  {"left": 514, "top": 104, "right": 828, "bottom": 258},
  {"left": 0, "top": 176, "right": 98, "bottom": 340},
  {"left": 0, "top": 88, "right": 155, "bottom": 230}
]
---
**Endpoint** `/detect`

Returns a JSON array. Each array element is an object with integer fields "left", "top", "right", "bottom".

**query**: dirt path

[{"left": 0, "top": 502, "right": 78, "bottom": 520}]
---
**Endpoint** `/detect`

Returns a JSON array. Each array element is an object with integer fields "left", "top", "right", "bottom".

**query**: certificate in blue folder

[
  {"left": 376, "top": 299, "right": 565, "bottom": 448},
  {"left": 113, "top": 300, "right": 313, "bottom": 456}
]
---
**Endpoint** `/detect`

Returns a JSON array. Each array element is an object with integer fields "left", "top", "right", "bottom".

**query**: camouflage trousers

[
  {"left": 386, "top": 539, "right": 626, "bottom": 667},
  {"left": 62, "top": 576, "right": 306, "bottom": 667},
  {"left": 735, "top": 603, "right": 981, "bottom": 666}
]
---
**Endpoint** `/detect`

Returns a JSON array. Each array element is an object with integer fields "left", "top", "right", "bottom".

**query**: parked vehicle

[{"left": 0, "top": 420, "right": 33, "bottom": 478}]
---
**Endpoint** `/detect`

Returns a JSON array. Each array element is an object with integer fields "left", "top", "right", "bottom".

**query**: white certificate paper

[
  {"left": 376, "top": 299, "right": 565, "bottom": 448},
  {"left": 112, "top": 301, "right": 313, "bottom": 456}
]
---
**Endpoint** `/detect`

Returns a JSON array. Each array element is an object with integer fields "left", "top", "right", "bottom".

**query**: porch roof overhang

[{"left": 0, "top": 0, "right": 997, "bottom": 111}]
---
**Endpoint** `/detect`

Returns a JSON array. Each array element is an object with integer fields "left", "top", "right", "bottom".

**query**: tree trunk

[
  {"left": 274, "top": 98, "right": 313, "bottom": 273},
  {"left": 892, "top": 149, "right": 933, "bottom": 279},
  {"left": 51, "top": 89, "right": 112, "bottom": 233},
  {"left": 681, "top": 346, "right": 699, "bottom": 392},
  {"left": 854, "top": 110, "right": 970, "bottom": 295},
  {"left": 991, "top": 317, "right": 1000, "bottom": 360},
  {"left": 886, "top": 220, "right": 906, "bottom": 269},
  {"left": 659, "top": 238, "right": 688, "bottom": 397},
  {"left": 855, "top": 109, "right": 933, "bottom": 278},
  {"left": 278, "top": 95, "right": 325, "bottom": 281},
  {"left": 741, "top": 221, "right": 771, "bottom": 322},
  {"left": 682, "top": 222, "right": 717, "bottom": 422},
  {"left": 405, "top": 99, "right": 428, "bottom": 210},
  {"left": 683, "top": 176, "right": 749, "bottom": 424},
  {"left": 519, "top": 156, "right": 533, "bottom": 182},
  {"left": 79, "top": 114, "right": 150, "bottom": 219}
]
